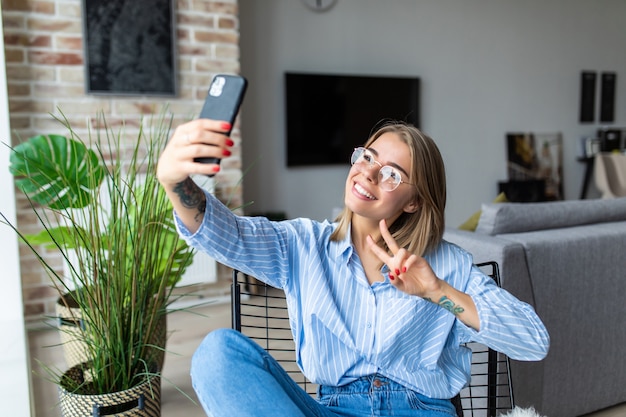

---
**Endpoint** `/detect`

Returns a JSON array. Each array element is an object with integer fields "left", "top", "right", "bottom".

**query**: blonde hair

[{"left": 330, "top": 122, "right": 447, "bottom": 257}]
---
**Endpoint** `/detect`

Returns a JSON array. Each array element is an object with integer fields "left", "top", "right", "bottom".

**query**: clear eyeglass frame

[{"left": 350, "top": 147, "right": 414, "bottom": 192}]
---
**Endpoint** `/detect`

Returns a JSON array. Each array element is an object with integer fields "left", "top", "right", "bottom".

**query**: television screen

[{"left": 285, "top": 72, "right": 420, "bottom": 167}]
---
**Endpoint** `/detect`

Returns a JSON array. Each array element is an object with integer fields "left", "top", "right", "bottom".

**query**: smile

[{"left": 354, "top": 183, "right": 376, "bottom": 200}]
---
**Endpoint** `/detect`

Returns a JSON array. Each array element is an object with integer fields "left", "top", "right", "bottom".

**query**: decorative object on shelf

[
  {"left": 598, "top": 128, "right": 623, "bottom": 152},
  {"left": 505, "top": 132, "right": 563, "bottom": 201},
  {"left": 3, "top": 109, "right": 194, "bottom": 416},
  {"left": 301, "top": 0, "right": 338, "bottom": 12}
]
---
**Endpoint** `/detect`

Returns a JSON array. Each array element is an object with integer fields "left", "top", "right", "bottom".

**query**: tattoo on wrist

[
  {"left": 173, "top": 178, "right": 206, "bottom": 222},
  {"left": 425, "top": 296, "right": 465, "bottom": 315}
]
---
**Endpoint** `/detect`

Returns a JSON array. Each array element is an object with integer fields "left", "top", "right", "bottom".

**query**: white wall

[
  {"left": 0, "top": 11, "right": 33, "bottom": 416},
  {"left": 239, "top": 0, "right": 626, "bottom": 225}
]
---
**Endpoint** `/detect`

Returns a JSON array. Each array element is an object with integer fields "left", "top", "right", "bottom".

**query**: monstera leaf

[{"left": 9, "top": 134, "right": 106, "bottom": 210}]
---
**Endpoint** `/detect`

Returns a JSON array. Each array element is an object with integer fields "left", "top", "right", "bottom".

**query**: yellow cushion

[{"left": 458, "top": 192, "right": 508, "bottom": 231}]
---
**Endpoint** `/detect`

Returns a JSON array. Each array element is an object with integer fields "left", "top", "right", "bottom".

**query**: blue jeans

[{"left": 191, "top": 328, "right": 457, "bottom": 417}]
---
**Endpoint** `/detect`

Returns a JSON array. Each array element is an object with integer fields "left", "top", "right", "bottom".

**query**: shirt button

[{"left": 366, "top": 322, "right": 372, "bottom": 328}]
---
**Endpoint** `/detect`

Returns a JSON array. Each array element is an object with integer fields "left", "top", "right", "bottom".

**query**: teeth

[{"left": 355, "top": 183, "right": 375, "bottom": 200}]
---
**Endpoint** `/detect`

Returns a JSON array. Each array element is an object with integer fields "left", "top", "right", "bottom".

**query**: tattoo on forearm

[
  {"left": 425, "top": 296, "right": 465, "bottom": 315},
  {"left": 173, "top": 178, "right": 206, "bottom": 223}
]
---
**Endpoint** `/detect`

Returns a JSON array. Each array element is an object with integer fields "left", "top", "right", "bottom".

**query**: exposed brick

[
  {"left": 178, "top": 44, "right": 213, "bottom": 56},
  {"left": 31, "top": 82, "right": 85, "bottom": 97},
  {"left": 4, "top": 48, "right": 25, "bottom": 62},
  {"left": 218, "top": 16, "right": 236, "bottom": 30},
  {"left": 58, "top": 66, "right": 84, "bottom": 83},
  {"left": 4, "top": 33, "right": 51, "bottom": 47},
  {"left": 2, "top": 0, "right": 32, "bottom": 12},
  {"left": 6, "top": 117, "right": 31, "bottom": 131},
  {"left": 195, "top": 1, "right": 238, "bottom": 15},
  {"left": 196, "top": 59, "right": 239, "bottom": 74},
  {"left": 27, "top": 18, "right": 81, "bottom": 34},
  {"left": 23, "top": 284, "right": 59, "bottom": 302},
  {"left": 6, "top": 65, "right": 56, "bottom": 81},
  {"left": 179, "top": 13, "right": 215, "bottom": 28},
  {"left": 29, "top": 50, "right": 82, "bottom": 65},
  {"left": 8, "top": 82, "right": 31, "bottom": 96},
  {"left": 58, "top": 2, "right": 82, "bottom": 18},
  {"left": 23, "top": 302, "right": 45, "bottom": 318},
  {"left": 177, "top": 28, "right": 191, "bottom": 42},
  {"left": 4, "top": 0, "right": 243, "bottom": 324},
  {"left": 194, "top": 30, "right": 238, "bottom": 44},
  {"left": 55, "top": 35, "right": 82, "bottom": 50},
  {"left": 55, "top": 100, "right": 111, "bottom": 115},
  {"left": 32, "top": 1, "right": 56, "bottom": 14},
  {"left": 1, "top": 14, "right": 26, "bottom": 29},
  {"left": 216, "top": 44, "right": 239, "bottom": 60}
]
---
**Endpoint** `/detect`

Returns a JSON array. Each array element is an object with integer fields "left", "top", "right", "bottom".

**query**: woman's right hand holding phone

[
  {"left": 157, "top": 118, "right": 233, "bottom": 187},
  {"left": 157, "top": 119, "right": 234, "bottom": 232}
]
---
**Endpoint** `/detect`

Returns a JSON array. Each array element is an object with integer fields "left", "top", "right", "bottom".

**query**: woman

[{"left": 157, "top": 119, "right": 549, "bottom": 417}]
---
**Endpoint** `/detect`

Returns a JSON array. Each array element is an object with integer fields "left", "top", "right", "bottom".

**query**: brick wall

[{"left": 2, "top": 0, "right": 243, "bottom": 322}]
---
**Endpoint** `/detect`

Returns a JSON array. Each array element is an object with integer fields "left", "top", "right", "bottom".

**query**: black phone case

[{"left": 195, "top": 74, "right": 247, "bottom": 165}]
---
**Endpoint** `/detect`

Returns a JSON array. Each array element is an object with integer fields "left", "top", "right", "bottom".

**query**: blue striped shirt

[{"left": 176, "top": 192, "right": 549, "bottom": 399}]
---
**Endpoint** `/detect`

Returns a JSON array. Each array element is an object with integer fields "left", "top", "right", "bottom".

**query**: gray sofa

[{"left": 444, "top": 197, "right": 626, "bottom": 417}]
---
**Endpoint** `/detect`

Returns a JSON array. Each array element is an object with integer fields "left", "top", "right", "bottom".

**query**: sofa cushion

[
  {"left": 458, "top": 192, "right": 508, "bottom": 231},
  {"left": 475, "top": 197, "right": 626, "bottom": 235}
]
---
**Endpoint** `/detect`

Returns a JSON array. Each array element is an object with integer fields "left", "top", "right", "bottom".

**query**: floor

[{"left": 29, "top": 297, "right": 626, "bottom": 417}]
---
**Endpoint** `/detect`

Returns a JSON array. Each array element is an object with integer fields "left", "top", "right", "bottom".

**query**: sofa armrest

[{"left": 443, "top": 228, "right": 536, "bottom": 307}]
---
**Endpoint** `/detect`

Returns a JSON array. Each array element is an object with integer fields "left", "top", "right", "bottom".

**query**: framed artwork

[
  {"left": 82, "top": 0, "right": 177, "bottom": 96},
  {"left": 506, "top": 132, "right": 563, "bottom": 200}
]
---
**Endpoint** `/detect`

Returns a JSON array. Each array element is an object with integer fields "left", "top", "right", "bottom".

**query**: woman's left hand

[
  {"left": 367, "top": 219, "right": 480, "bottom": 329},
  {"left": 366, "top": 219, "right": 442, "bottom": 298}
]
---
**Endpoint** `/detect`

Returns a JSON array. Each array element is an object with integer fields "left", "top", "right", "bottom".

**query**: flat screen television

[{"left": 285, "top": 72, "right": 420, "bottom": 167}]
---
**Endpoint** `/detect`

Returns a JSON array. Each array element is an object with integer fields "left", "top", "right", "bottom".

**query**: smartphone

[{"left": 194, "top": 74, "right": 248, "bottom": 166}]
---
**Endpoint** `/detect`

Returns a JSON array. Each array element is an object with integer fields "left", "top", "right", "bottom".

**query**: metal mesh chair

[{"left": 231, "top": 261, "right": 514, "bottom": 416}]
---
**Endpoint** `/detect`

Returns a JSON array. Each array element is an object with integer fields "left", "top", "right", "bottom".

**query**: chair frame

[{"left": 231, "top": 261, "right": 514, "bottom": 416}]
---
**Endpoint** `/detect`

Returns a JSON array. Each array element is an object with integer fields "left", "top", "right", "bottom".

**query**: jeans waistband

[{"left": 319, "top": 374, "right": 408, "bottom": 396}]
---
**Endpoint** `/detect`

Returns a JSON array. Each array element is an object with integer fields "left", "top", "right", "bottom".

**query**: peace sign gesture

[
  {"left": 366, "top": 219, "right": 441, "bottom": 298},
  {"left": 367, "top": 219, "right": 480, "bottom": 329}
]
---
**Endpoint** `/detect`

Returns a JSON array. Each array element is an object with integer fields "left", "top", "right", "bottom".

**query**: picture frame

[
  {"left": 506, "top": 132, "right": 564, "bottom": 200},
  {"left": 82, "top": 0, "right": 177, "bottom": 96}
]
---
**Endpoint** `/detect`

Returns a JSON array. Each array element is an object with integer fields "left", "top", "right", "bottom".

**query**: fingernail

[
  {"left": 222, "top": 149, "right": 232, "bottom": 157},
  {"left": 402, "top": 266, "right": 407, "bottom": 273},
  {"left": 389, "top": 273, "right": 395, "bottom": 281},
  {"left": 226, "top": 138, "right": 235, "bottom": 147},
  {"left": 221, "top": 122, "right": 232, "bottom": 131},
  {"left": 212, "top": 166, "right": 221, "bottom": 172},
  {"left": 395, "top": 269, "right": 400, "bottom": 276}
]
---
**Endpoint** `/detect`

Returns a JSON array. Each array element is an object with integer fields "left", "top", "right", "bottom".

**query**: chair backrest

[{"left": 231, "top": 261, "right": 514, "bottom": 417}]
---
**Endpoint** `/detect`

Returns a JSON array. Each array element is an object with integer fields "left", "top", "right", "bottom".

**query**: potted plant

[{"left": 3, "top": 109, "right": 194, "bottom": 416}]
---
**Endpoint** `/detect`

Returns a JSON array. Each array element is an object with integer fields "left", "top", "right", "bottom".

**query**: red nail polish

[
  {"left": 389, "top": 273, "right": 395, "bottom": 281},
  {"left": 221, "top": 122, "right": 232, "bottom": 131},
  {"left": 222, "top": 149, "right": 232, "bottom": 157},
  {"left": 212, "top": 166, "right": 220, "bottom": 172},
  {"left": 402, "top": 266, "right": 407, "bottom": 273},
  {"left": 226, "top": 138, "right": 235, "bottom": 147},
  {"left": 395, "top": 269, "right": 400, "bottom": 276}
]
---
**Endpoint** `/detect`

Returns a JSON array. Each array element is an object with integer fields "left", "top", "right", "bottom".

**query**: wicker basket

[
  {"left": 56, "top": 293, "right": 88, "bottom": 369},
  {"left": 56, "top": 292, "right": 168, "bottom": 369},
  {"left": 59, "top": 363, "right": 161, "bottom": 417}
]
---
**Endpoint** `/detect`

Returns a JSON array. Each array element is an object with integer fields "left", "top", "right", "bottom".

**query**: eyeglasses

[{"left": 350, "top": 147, "right": 414, "bottom": 192}]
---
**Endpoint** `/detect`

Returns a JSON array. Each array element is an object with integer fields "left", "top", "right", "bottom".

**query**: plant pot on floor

[
  {"left": 56, "top": 291, "right": 168, "bottom": 370},
  {"left": 59, "top": 362, "right": 161, "bottom": 417}
]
